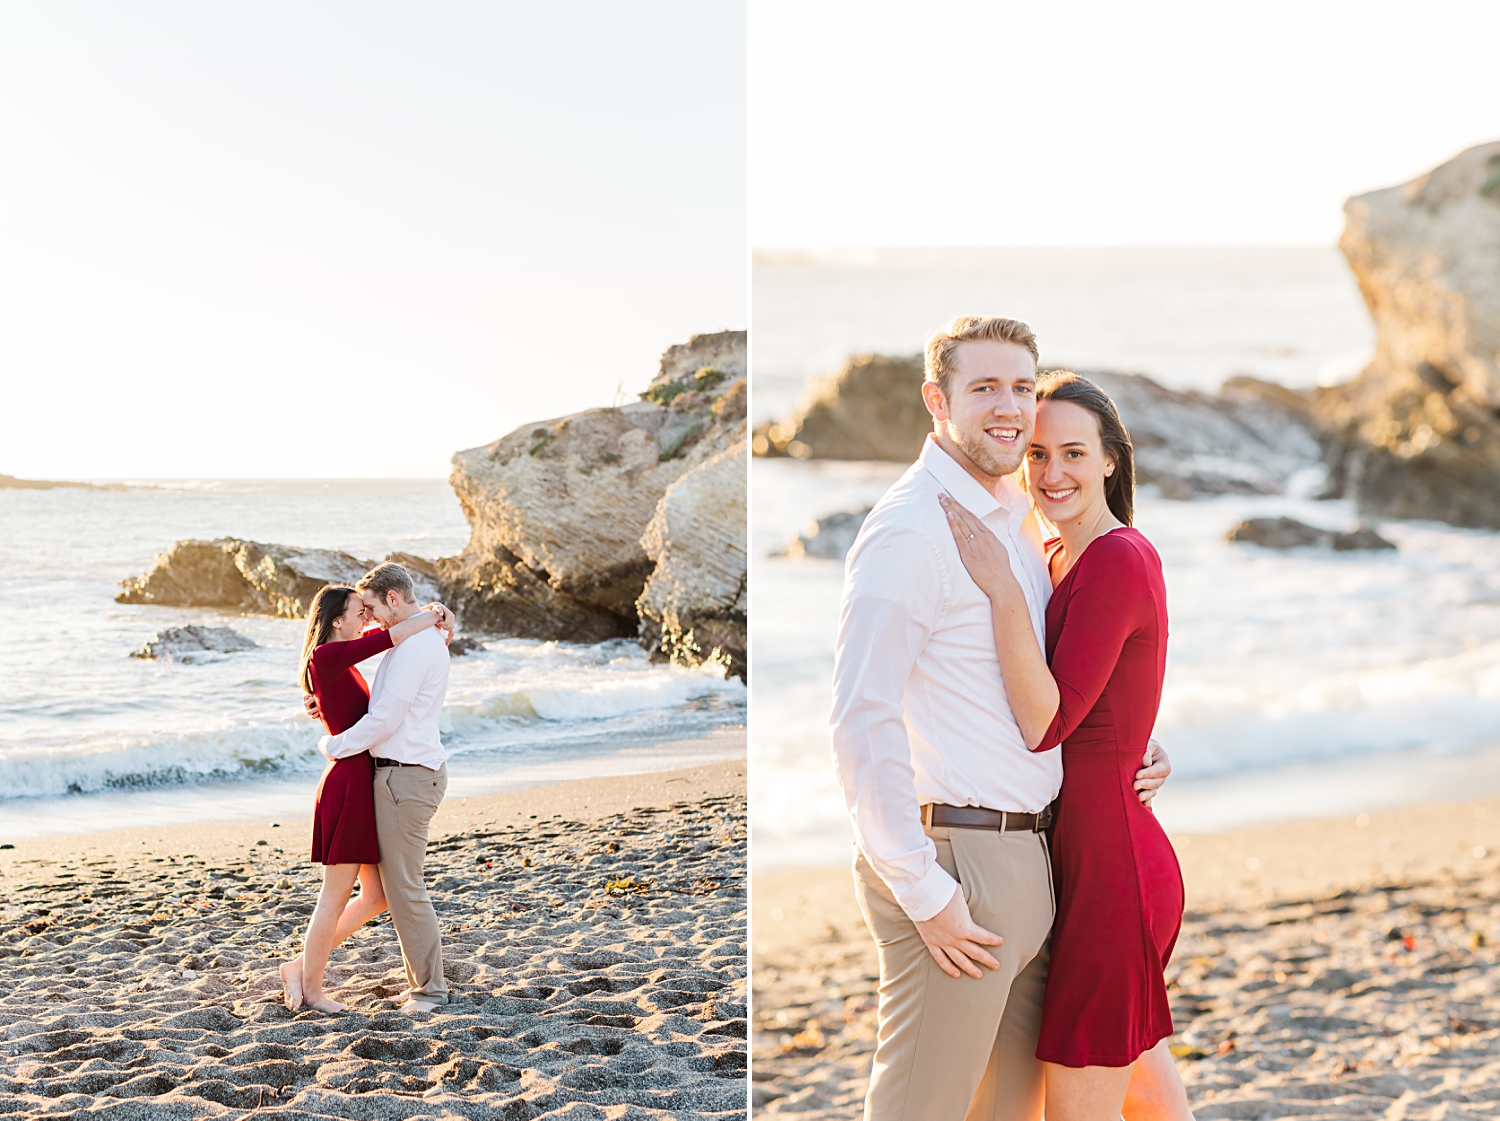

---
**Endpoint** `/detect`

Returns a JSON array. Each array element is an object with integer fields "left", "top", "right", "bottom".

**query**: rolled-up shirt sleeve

[
  {"left": 318, "top": 646, "right": 422, "bottom": 761},
  {"left": 831, "top": 524, "right": 955, "bottom": 922}
]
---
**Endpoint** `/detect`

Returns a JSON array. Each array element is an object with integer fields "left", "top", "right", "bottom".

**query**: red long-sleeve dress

[
  {"left": 307, "top": 628, "right": 392, "bottom": 865},
  {"left": 1032, "top": 527, "right": 1183, "bottom": 1068}
]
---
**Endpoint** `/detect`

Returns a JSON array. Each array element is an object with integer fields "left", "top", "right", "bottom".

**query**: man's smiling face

[{"left": 922, "top": 339, "right": 1037, "bottom": 481}]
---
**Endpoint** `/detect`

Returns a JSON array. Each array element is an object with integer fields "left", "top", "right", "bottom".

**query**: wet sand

[
  {"left": 0, "top": 760, "right": 746, "bottom": 1119},
  {"left": 753, "top": 795, "right": 1500, "bottom": 1118}
]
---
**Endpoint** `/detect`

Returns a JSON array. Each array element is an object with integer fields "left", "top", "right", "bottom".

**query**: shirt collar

[{"left": 919, "top": 435, "right": 1027, "bottom": 523}]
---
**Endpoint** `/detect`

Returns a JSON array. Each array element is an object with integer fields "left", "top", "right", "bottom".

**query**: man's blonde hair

[
  {"left": 924, "top": 316, "right": 1040, "bottom": 397},
  {"left": 357, "top": 562, "right": 416, "bottom": 605}
]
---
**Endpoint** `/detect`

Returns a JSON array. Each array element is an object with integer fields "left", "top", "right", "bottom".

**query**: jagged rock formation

[
  {"left": 753, "top": 354, "right": 930, "bottom": 461},
  {"left": 1226, "top": 517, "right": 1395, "bottom": 552},
  {"left": 1313, "top": 141, "right": 1500, "bottom": 528},
  {"left": 116, "top": 540, "right": 439, "bottom": 618},
  {"left": 753, "top": 354, "right": 1324, "bottom": 498},
  {"left": 637, "top": 442, "right": 748, "bottom": 679},
  {"left": 444, "top": 331, "right": 747, "bottom": 643},
  {"left": 782, "top": 508, "right": 871, "bottom": 561},
  {"left": 131, "top": 626, "right": 259, "bottom": 663},
  {"left": 1085, "top": 371, "right": 1324, "bottom": 498}
]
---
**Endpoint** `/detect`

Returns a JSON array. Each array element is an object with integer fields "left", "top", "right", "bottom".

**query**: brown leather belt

[
  {"left": 373, "top": 757, "right": 420, "bottom": 768},
  {"left": 922, "top": 802, "right": 1055, "bottom": 833}
]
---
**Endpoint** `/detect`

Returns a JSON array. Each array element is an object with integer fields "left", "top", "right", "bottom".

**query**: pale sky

[
  {"left": 751, "top": 0, "right": 1500, "bottom": 247},
  {"left": 1, "top": 2, "right": 746, "bottom": 479}
]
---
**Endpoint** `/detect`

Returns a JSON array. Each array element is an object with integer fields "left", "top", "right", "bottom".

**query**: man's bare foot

[
  {"left": 278, "top": 960, "right": 303, "bottom": 1012},
  {"left": 399, "top": 997, "right": 441, "bottom": 1013},
  {"left": 303, "top": 994, "right": 347, "bottom": 1013}
]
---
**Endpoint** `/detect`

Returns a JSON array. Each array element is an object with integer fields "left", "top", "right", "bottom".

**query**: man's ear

[{"left": 920, "top": 379, "right": 949, "bottom": 423}]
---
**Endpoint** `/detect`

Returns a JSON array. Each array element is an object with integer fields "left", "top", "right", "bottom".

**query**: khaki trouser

[
  {"left": 374, "top": 762, "right": 449, "bottom": 1004},
  {"left": 854, "top": 826, "right": 1055, "bottom": 1121}
]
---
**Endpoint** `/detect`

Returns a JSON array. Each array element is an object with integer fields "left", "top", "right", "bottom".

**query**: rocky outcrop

[
  {"left": 1226, "top": 517, "right": 1395, "bottom": 551},
  {"left": 753, "top": 354, "right": 1324, "bottom": 498},
  {"left": 131, "top": 626, "right": 259, "bottom": 663},
  {"left": 1313, "top": 141, "right": 1500, "bottom": 528},
  {"left": 781, "top": 508, "right": 871, "bottom": 561},
  {"left": 1, "top": 474, "right": 114, "bottom": 490},
  {"left": 636, "top": 441, "right": 747, "bottom": 679},
  {"left": 116, "top": 540, "right": 440, "bottom": 618},
  {"left": 753, "top": 354, "right": 930, "bottom": 461},
  {"left": 1085, "top": 372, "right": 1324, "bottom": 498},
  {"left": 114, "top": 332, "right": 750, "bottom": 668},
  {"left": 443, "top": 330, "right": 747, "bottom": 641}
]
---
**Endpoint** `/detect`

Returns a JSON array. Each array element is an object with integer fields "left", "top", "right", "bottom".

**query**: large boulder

[
  {"left": 116, "top": 540, "right": 439, "bottom": 618},
  {"left": 1313, "top": 141, "right": 1500, "bottom": 527},
  {"left": 444, "top": 330, "right": 747, "bottom": 638},
  {"left": 636, "top": 441, "right": 747, "bottom": 679},
  {"left": 752, "top": 354, "right": 1324, "bottom": 498}
]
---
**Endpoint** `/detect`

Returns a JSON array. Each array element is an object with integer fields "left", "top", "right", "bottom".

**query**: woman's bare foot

[
  {"left": 303, "top": 993, "right": 347, "bottom": 1013},
  {"left": 278, "top": 959, "right": 304, "bottom": 1011}
]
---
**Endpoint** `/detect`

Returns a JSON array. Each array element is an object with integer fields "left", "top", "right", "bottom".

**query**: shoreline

[
  {"left": 0, "top": 725, "right": 746, "bottom": 843},
  {"left": 0, "top": 756, "right": 746, "bottom": 873},
  {"left": 752, "top": 736, "right": 1500, "bottom": 875},
  {"left": 1, "top": 761, "right": 747, "bottom": 1119},
  {"left": 752, "top": 793, "right": 1500, "bottom": 1118}
]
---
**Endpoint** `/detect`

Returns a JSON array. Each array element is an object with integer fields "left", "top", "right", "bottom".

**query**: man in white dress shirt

[
  {"left": 319, "top": 562, "right": 453, "bottom": 1012},
  {"left": 831, "top": 316, "right": 1171, "bottom": 1120}
]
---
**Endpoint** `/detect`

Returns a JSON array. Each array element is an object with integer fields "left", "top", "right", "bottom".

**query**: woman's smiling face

[
  {"left": 329, "top": 592, "right": 369, "bottom": 639},
  {"left": 1026, "top": 399, "right": 1115, "bottom": 525}
]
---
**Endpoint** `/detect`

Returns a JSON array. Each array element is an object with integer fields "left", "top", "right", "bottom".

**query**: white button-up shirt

[
  {"left": 319, "top": 625, "right": 449, "bottom": 769},
  {"left": 830, "top": 436, "right": 1061, "bottom": 921}
]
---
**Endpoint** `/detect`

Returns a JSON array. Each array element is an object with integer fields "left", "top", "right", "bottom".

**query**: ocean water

[
  {"left": 751, "top": 245, "right": 1375, "bottom": 423},
  {"left": 750, "top": 247, "right": 1500, "bottom": 869},
  {"left": 0, "top": 480, "right": 744, "bottom": 838}
]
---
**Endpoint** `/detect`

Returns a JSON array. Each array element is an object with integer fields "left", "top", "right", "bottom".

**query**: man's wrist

[{"left": 900, "top": 864, "right": 961, "bottom": 924}]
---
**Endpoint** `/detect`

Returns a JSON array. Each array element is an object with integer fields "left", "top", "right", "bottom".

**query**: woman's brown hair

[
  {"left": 1034, "top": 371, "right": 1135, "bottom": 526},
  {"left": 298, "top": 583, "right": 360, "bottom": 693}
]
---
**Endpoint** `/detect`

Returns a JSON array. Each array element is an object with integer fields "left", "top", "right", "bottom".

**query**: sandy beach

[
  {"left": 0, "top": 759, "right": 747, "bottom": 1119},
  {"left": 753, "top": 795, "right": 1500, "bottom": 1118}
]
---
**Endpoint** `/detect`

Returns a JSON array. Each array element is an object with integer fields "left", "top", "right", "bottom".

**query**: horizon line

[{"left": 752, "top": 241, "right": 1338, "bottom": 257}]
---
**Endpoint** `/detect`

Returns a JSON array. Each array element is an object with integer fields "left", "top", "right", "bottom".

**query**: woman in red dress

[
  {"left": 942, "top": 372, "right": 1194, "bottom": 1121},
  {"left": 278, "top": 583, "right": 447, "bottom": 1012}
]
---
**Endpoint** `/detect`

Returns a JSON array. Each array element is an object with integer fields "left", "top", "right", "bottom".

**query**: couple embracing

[
  {"left": 832, "top": 316, "right": 1194, "bottom": 1121},
  {"left": 280, "top": 562, "right": 455, "bottom": 1015}
]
